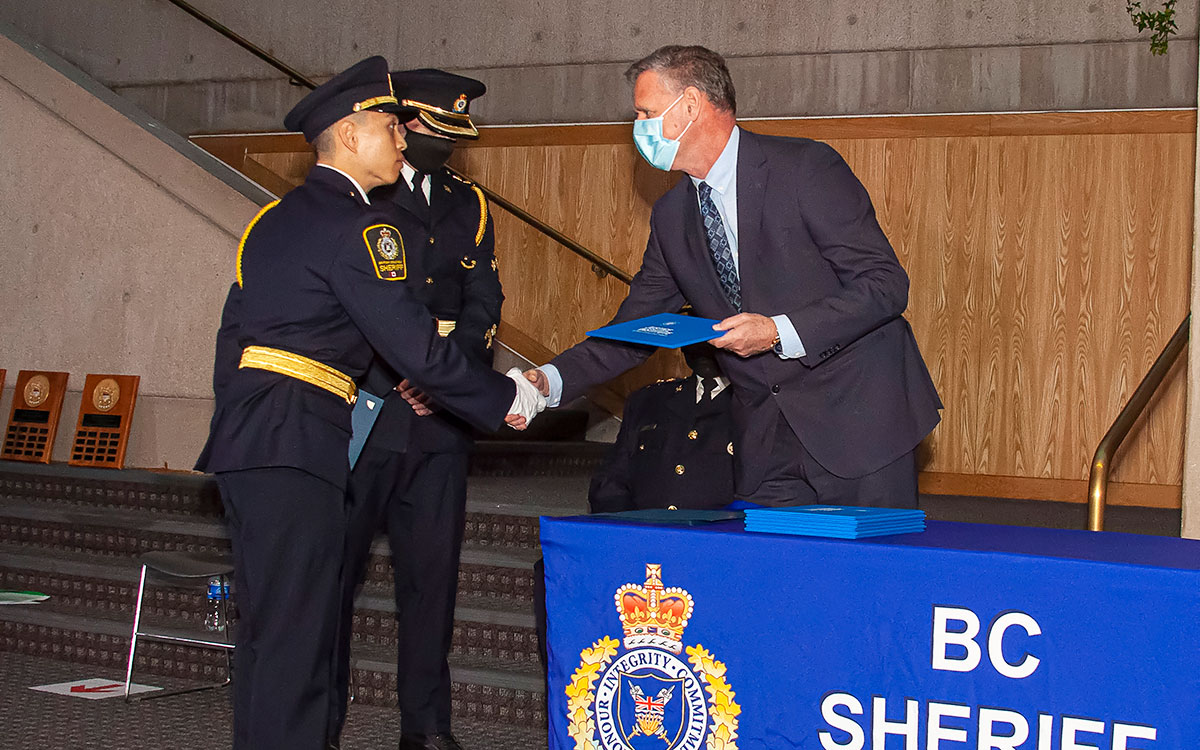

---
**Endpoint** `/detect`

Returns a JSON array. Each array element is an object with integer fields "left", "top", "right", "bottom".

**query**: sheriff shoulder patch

[{"left": 364, "top": 224, "right": 406, "bottom": 280}]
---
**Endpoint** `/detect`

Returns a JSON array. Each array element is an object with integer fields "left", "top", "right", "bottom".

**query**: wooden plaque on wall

[
  {"left": 2, "top": 370, "right": 69, "bottom": 463},
  {"left": 69, "top": 374, "right": 140, "bottom": 468}
]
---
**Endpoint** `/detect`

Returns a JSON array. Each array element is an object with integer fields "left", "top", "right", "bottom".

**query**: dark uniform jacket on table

[
  {"left": 195, "top": 166, "right": 513, "bottom": 484},
  {"left": 550, "top": 130, "right": 942, "bottom": 494},
  {"left": 588, "top": 375, "right": 735, "bottom": 513},
  {"left": 358, "top": 168, "right": 501, "bottom": 453}
]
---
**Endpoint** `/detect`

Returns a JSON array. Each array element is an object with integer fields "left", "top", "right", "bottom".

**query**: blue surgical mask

[{"left": 632, "top": 92, "right": 693, "bottom": 171}]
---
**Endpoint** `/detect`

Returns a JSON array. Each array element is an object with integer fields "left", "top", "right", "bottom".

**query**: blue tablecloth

[{"left": 541, "top": 517, "right": 1200, "bottom": 749}]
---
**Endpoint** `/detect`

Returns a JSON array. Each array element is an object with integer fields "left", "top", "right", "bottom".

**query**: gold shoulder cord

[
  {"left": 470, "top": 185, "right": 487, "bottom": 246},
  {"left": 236, "top": 200, "right": 281, "bottom": 288}
]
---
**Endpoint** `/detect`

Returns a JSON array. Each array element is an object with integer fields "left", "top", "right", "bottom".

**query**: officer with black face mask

[{"left": 329, "top": 69, "right": 500, "bottom": 750}]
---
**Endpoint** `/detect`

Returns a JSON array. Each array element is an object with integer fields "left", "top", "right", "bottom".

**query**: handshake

[
  {"left": 503, "top": 367, "right": 551, "bottom": 430},
  {"left": 398, "top": 368, "right": 551, "bottom": 431}
]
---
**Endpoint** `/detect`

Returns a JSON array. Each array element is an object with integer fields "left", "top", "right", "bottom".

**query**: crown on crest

[{"left": 614, "top": 564, "right": 694, "bottom": 654}]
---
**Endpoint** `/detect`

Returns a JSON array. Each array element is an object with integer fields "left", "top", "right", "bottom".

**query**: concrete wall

[
  {"left": 0, "top": 30, "right": 260, "bottom": 470},
  {"left": 0, "top": 0, "right": 1196, "bottom": 134}
]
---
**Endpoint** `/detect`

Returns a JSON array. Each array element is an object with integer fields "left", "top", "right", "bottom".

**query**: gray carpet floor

[{"left": 0, "top": 652, "right": 546, "bottom": 750}]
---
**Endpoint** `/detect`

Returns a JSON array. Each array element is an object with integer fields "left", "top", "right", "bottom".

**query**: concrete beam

[{"left": 2, "top": 0, "right": 1197, "bottom": 133}]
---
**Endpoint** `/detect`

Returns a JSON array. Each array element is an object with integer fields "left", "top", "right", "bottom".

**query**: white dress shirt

[
  {"left": 696, "top": 375, "right": 730, "bottom": 403},
  {"left": 400, "top": 162, "right": 432, "bottom": 204}
]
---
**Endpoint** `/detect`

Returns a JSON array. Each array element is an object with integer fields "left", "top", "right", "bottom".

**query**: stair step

[
  {"left": 350, "top": 581, "right": 539, "bottom": 664},
  {"left": 1, "top": 447, "right": 601, "bottom": 517},
  {"left": 0, "top": 460, "right": 222, "bottom": 518},
  {"left": 468, "top": 440, "right": 608, "bottom": 476},
  {"left": 1, "top": 476, "right": 588, "bottom": 556},
  {"left": 0, "top": 544, "right": 541, "bottom": 656}
]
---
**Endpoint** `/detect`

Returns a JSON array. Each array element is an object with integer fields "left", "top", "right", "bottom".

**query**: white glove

[{"left": 505, "top": 367, "right": 547, "bottom": 427}]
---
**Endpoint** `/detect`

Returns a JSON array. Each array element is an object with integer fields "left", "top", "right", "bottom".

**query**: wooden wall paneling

[
  {"left": 242, "top": 153, "right": 306, "bottom": 196},
  {"left": 1103, "top": 132, "right": 1191, "bottom": 485},
  {"left": 189, "top": 111, "right": 1196, "bottom": 504},
  {"left": 457, "top": 143, "right": 688, "bottom": 398}
]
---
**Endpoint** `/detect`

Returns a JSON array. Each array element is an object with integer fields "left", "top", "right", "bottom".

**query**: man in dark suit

[
  {"left": 328, "top": 70, "right": 500, "bottom": 750},
  {"left": 588, "top": 343, "right": 735, "bottom": 513},
  {"left": 195, "top": 57, "right": 544, "bottom": 750},
  {"left": 527, "top": 45, "right": 941, "bottom": 508}
]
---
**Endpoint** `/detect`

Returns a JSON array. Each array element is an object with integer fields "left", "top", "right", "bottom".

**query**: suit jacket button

[{"left": 771, "top": 384, "right": 781, "bottom": 394}]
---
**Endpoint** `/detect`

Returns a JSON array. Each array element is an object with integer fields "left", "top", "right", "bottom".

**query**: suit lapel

[{"left": 735, "top": 130, "right": 768, "bottom": 309}]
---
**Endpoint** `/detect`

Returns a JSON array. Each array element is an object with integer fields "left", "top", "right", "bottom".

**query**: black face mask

[{"left": 403, "top": 127, "right": 457, "bottom": 172}]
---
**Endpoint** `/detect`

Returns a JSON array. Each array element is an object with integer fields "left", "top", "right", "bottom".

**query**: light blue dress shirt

[{"left": 541, "top": 126, "right": 806, "bottom": 407}]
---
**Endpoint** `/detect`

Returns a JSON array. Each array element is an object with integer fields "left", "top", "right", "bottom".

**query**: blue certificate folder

[
  {"left": 347, "top": 389, "right": 383, "bottom": 469},
  {"left": 743, "top": 505, "right": 926, "bottom": 538},
  {"left": 586, "top": 312, "right": 721, "bottom": 348}
]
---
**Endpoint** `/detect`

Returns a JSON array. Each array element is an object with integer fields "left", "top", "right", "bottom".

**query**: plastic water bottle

[{"left": 204, "top": 576, "right": 229, "bottom": 632}]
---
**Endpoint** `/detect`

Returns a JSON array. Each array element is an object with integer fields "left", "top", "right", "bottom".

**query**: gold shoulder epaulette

[
  {"left": 236, "top": 200, "right": 281, "bottom": 288},
  {"left": 445, "top": 173, "right": 488, "bottom": 246}
]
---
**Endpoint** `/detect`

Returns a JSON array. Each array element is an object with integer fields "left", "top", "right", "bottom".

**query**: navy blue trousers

[
  {"left": 330, "top": 445, "right": 469, "bottom": 739},
  {"left": 217, "top": 468, "right": 346, "bottom": 750}
]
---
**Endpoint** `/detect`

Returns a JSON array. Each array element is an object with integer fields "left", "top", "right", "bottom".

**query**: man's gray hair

[{"left": 625, "top": 46, "right": 736, "bottom": 114}]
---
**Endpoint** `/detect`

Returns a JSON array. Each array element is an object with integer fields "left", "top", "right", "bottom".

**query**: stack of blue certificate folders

[{"left": 743, "top": 505, "right": 926, "bottom": 539}]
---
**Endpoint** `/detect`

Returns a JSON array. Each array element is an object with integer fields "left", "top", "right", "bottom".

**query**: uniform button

[
  {"left": 668, "top": 505, "right": 678, "bottom": 511},
  {"left": 428, "top": 237, "right": 435, "bottom": 245},
  {"left": 687, "top": 430, "right": 698, "bottom": 440},
  {"left": 771, "top": 384, "right": 781, "bottom": 394},
  {"left": 425, "top": 277, "right": 434, "bottom": 284},
  {"left": 638, "top": 444, "right": 644, "bottom": 451},
  {"left": 675, "top": 465, "right": 685, "bottom": 475}
]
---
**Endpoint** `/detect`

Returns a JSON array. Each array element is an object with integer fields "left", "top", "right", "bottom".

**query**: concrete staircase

[{"left": 0, "top": 445, "right": 606, "bottom": 740}]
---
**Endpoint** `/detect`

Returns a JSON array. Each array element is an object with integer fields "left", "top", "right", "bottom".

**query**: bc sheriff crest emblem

[
  {"left": 567, "top": 564, "right": 740, "bottom": 750},
  {"left": 364, "top": 224, "right": 406, "bottom": 280}
]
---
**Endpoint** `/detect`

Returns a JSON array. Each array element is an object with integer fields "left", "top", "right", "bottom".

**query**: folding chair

[{"left": 123, "top": 550, "right": 234, "bottom": 702}]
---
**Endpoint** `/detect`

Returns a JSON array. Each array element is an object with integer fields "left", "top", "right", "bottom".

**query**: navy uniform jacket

[
  {"left": 551, "top": 131, "right": 942, "bottom": 494},
  {"left": 195, "top": 166, "right": 515, "bottom": 488},
  {"left": 588, "top": 376, "right": 735, "bottom": 513},
  {"left": 358, "top": 168, "right": 502, "bottom": 453}
]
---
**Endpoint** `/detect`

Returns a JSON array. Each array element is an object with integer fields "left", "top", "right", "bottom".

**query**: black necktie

[
  {"left": 698, "top": 181, "right": 741, "bottom": 311},
  {"left": 411, "top": 171, "right": 430, "bottom": 223},
  {"left": 699, "top": 377, "right": 714, "bottom": 403}
]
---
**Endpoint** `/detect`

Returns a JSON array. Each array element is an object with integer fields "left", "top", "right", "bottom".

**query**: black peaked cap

[
  {"left": 284, "top": 56, "right": 416, "bottom": 142},
  {"left": 390, "top": 68, "right": 487, "bottom": 139}
]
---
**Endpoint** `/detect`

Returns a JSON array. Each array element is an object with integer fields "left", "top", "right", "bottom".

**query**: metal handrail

[
  {"left": 1087, "top": 313, "right": 1190, "bottom": 531},
  {"left": 164, "top": 0, "right": 316, "bottom": 89},
  {"left": 162, "top": 0, "right": 631, "bottom": 285},
  {"left": 445, "top": 167, "right": 633, "bottom": 284}
]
